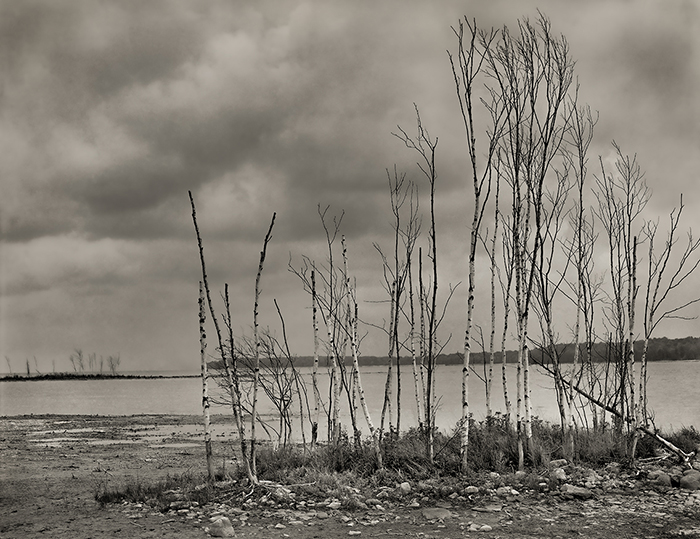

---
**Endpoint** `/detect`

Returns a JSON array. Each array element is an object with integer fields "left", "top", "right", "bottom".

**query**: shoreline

[{"left": 0, "top": 373, "right": 199, "bottom": 382}]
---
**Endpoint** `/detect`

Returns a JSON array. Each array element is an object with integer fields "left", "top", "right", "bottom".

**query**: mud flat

[{"left": 1, "top": 414, "right": 699, "bottom": 539}]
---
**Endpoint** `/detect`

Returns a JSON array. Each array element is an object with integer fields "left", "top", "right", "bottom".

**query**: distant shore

[{"left": 0, "top": 372, "right": 199, "bottom": 382}]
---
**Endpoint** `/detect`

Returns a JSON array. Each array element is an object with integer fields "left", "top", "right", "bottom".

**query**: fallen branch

[{"left": 533, "top": 359, "right": 695, "bottom": 463}]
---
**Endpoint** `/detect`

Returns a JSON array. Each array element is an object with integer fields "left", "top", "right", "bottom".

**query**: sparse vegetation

[{"left": 92, "top": 417, "right": 700, "bottom": 513}]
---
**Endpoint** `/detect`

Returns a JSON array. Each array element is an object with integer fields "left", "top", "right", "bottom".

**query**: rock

[
  {"left": 549, "top": 459, "right": 568, "bottom": 468},
  {"left": 648, "top": 470, "right": 673, "bottom": 487},
  {"left": 365, "top": 498, "right": 381, "bottom": 506},
  {"left": 464, "top": 485, "right": 479, "bottom": 495},
  {"left": 348, "top": 532, "right": 362, "bottom": 536},
  {"left": 474, "top": 503, "right": 502, "bottom": 513},
  {"left": 422, "top": 507, "right": 453, "bottom": 520},
  {"left": 272, "top": 487, "right": 294, "bottom": 502},
  {"left": 496, "top": 486, "right": 512, "bottom": 496},
  {"left": 551, "top": 468, "right": 567, "bottom": 482},
  {"left": 409, "top": 500, "right": 421, "bottom": 508},
  {"left": 328, "top": 501, "right": 342, "bottom": 510},
  {"left": 479, "top": 524, "right": 493, "bottom": 532},
  {"left": 316, "top": 511, "right": 330, "bottom": 519},
  {"left": 207, "top": 517, "right": 235, "bottom": 537},
  {"left": 560, "top": 484, "right": 593, "bottom": 499},
  {"left": 274, "top": 523, "right": 286, "bottom": 529},
  {"left": 680, "top": 471, "right": 700, "bottom": 491},
  {"left": 399, "top": 481, "right": 411, "bottom": 493}
]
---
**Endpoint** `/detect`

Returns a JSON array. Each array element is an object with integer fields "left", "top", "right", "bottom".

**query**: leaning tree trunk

[
  {"left": 342, "top": 236, "right": 382, "bottom": 467},
  {"left": 251, "top": 213, "right": 276, "bottom": 475}
]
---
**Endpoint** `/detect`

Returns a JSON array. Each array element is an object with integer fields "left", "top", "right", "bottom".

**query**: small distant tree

[
  {"left": 107, "top": 354, "right": 120, "bottom": 375},
  {"left": 70, "top": 349, "right": 85, "bottom": 372}
]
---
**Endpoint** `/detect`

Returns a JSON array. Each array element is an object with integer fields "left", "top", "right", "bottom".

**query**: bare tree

[
  {"left": 449, "top": 18, "right": 509, "bottom": 471},
  {"left": 107, "top": 354, "right": 120, "bottom": 375},
  {"left": 594, "top": 143, "right": 650, "bottom": 445},
  {"left": 373, "top": 166, "right": 421, "bottom": 437},
  {"left": 198, "top": 281, "right": 215, "bottom": 481},
  {"left": 250, "top": 213, "right": 276, "bottom": 474},
  {"left": 189, "top": 190, "right": 257, "bottom": 485},
  {"left": 633, "top": 196, "right": 700, "bottom": 456},
  {"left": 394, "top": 106, "right": 443, "bottom": 462},
  {"left": 483, "top": 13, "right": 576, "bottom": 468},
  {"left": 342, "top": 235, "right": 382, "bottom": 466}
]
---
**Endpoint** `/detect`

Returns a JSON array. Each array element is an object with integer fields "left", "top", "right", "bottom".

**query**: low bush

[{"left": 94, "top": 472, "right": 213, "bottom": 511}]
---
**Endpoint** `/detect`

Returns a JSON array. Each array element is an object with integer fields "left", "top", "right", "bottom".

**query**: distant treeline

[
  {"left": 208, "top": 336, "right": 699, "bottom": 370},
  {"left": 0, "top": 372, "right": 198, "bottom": 382}
]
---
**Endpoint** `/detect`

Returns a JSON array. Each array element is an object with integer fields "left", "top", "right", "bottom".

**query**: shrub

[{"left": 94, "top": 472, "right": 213, "bottom": 511}]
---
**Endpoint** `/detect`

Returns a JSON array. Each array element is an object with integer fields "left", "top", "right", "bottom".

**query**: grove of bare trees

[{"left": 189, "top": 13, "right": 699, "bottom": 478}]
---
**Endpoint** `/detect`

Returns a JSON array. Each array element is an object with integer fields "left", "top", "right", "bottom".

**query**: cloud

[
  {"left": 2, "top": 0, "right": 699, "bottom": 371},
  {"left": 1, "top": 234, "right": 142, "bottom": 295}
]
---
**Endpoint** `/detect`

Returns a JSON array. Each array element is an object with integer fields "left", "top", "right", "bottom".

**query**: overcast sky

[{"left": 1, "top": 0, "right": 699, "bottom": 373}]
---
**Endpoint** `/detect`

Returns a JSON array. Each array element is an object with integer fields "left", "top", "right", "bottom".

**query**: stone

[
  {"left": 328, "top": 501, "right": 342, "bottom": 510},
  {"left": 551, "top": 468, "right": 567, "bottom": 482},
  {"left": 399, "top": 482, "right": 412, "bottom": 494},
  {"left": 474, "top": 503, "right": 502, "bottom": 513},
  {"left": 365, "top": 498, "right": 381, "bottom": 506},
  {"left": 207, "top": 516, "right": 235, "bottom": 537},
  {"left": 316, "top": 511, "right": 330, "bottom": 519},
  {"left": 649, "top": 471, "right": 673, "bottom": 487},
  {"left": 549, "top": 459, "right": 568, "bottom": 468},
  {"left": 496, "top": 486, "right": 512, "bottom": 496},
  {"left": 680, "top": 471, "right": 700, "bottom": 491},
  {"left": 560, "top": 484, "right": 593, "bottom": 500},
  {"left": 422, "top": 507, "right": 453, "bottom": 520},
  {"left": 464, "top": 485, "right": 480, "bottom": 495},
  {"left": 479, "top": 524, "right": 493, "bottom": 532}
]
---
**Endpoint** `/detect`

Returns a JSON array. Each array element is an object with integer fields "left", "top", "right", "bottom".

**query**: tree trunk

[{"left": 199, "top": 282, "right": 215, "bottom": 481}]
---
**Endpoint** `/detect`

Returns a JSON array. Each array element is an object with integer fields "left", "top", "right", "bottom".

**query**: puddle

[
  {"left": 148, "top": 443, "right": 200, "bottom": 449},
  {"left": 29, "top": 428, "right": 106, "bottom": 436},
  {"left": 31, "top": 437, "right": 83, "bottom": 447},
  {"left": 87, "top": 439, "right": 141, "bottom": 445}
]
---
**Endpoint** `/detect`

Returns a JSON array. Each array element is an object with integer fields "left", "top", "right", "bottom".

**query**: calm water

[{"left": 1, "top": 361, "right": 697, "bottom": 435}]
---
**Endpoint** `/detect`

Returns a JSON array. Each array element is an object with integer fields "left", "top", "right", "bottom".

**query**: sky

[{"left": 1, "top": 0, "right": 699, "bottom": 373}]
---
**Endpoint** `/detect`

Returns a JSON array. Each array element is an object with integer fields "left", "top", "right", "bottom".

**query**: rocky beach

[{"left": 1, "top": 415, "right": 699, "bottom": 538}]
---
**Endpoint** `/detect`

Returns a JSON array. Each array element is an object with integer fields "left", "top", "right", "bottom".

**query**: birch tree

[
  {"left": 595, "top": 143, "right": 650, "bottom": 443},
  {"left": 449, "top": 18, "right": 508, "bottom": 472},
  {"left": 483, "top": 14, "right": 576, "bottom": 468}
]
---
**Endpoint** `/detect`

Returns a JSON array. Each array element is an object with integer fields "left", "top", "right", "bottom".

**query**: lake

[{"left": 1, "top": 360, "right": 697, "bottom": 437}]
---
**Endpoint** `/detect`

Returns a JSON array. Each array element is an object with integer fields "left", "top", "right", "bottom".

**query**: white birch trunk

[
  {"left": 199, "top": 282, "right": 215, "bottom": 481},
  {"left": 311, "top": 270, "right": 320, "bottom": 446}
]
